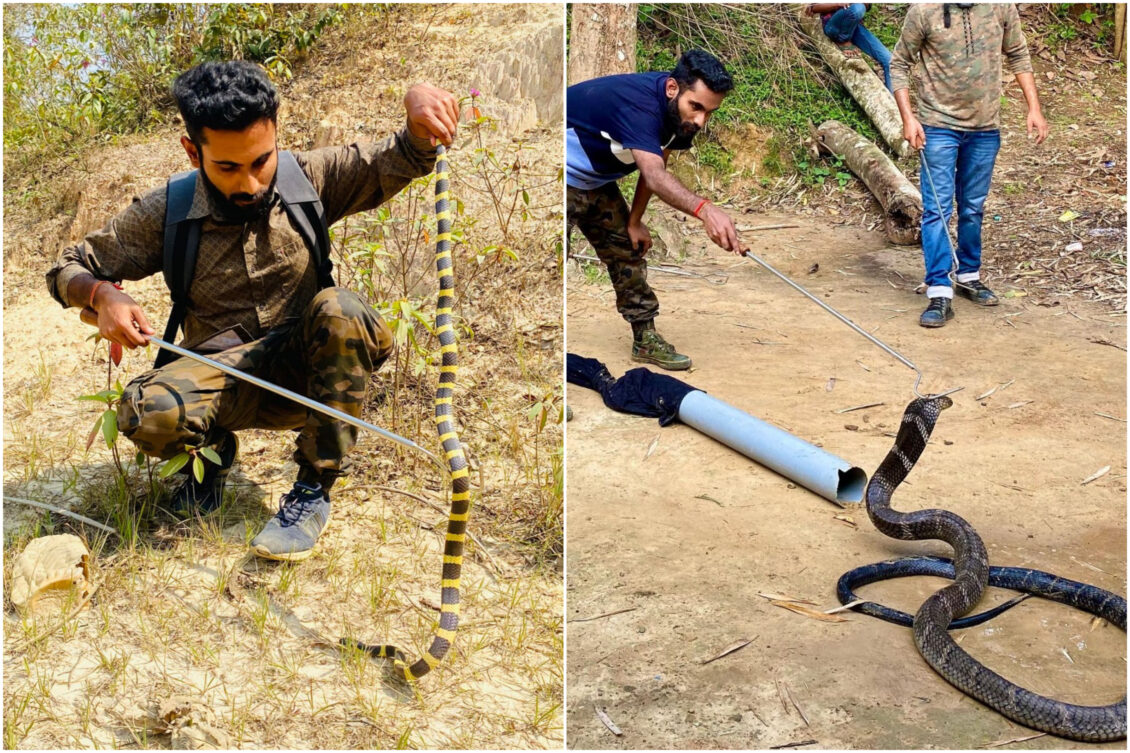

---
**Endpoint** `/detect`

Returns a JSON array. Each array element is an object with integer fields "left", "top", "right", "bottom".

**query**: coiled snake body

[
  {"left": 343, "top": 145, "right": 470, "bottom": 681},
  {"left": 855, "top": 396, "right": 1126, "bottom": 741}
]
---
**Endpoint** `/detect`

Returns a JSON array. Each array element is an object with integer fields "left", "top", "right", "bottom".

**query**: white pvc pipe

[{"left": 677, "top": 390, "right": 867, "bottom": 506}]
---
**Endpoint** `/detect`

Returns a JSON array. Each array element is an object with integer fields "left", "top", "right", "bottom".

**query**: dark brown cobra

[{"left": 864, "top": 396, "right": 1126, "bottom": 742}]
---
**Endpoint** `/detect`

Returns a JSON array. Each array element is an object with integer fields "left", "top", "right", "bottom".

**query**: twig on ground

[
  {"left": 835, "top": 402, "right": 884, "bottom": 414},
  {"left": 569, "top": 607, "right": 637, "bottom": 623},
  {"left": 5, "top": 496, "right": 119, "bottom": 536}
]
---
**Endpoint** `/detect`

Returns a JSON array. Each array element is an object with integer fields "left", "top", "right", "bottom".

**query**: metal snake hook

[
  {"left": 142, "top": 335, "right": 449, "bottom": 477},
  {"left": 741, "top": 250, "right": 962, "bottom": 400}
]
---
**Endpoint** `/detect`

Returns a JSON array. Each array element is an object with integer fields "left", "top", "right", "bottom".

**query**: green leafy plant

[
  {"left": 158, "top": 443, "right": 223, "bottom": 484},
  {"left": 3, "top": 4, "right": 346, "bottom": 179}
]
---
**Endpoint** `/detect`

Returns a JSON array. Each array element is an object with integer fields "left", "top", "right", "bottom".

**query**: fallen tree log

[
  {"left": 814, "top": 119, "right": 921, "bottom": 245},
  {"left": 797, "top": 9, "right": 911, "bottom": 159}
]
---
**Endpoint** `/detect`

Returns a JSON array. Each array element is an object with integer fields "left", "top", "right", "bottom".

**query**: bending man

[{"left": 566, "top": 50, "right": 744, "bottom": 370}]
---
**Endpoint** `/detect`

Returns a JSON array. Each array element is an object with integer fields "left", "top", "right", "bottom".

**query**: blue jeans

[
  {"left": 823, "top": 4, "right": 893, "bottom": 92},
  {"left": 919, "top": 126, "right": 1001, "bottom": 295}
]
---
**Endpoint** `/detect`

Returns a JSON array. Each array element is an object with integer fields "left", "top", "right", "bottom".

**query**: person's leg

[
  {"left": 260, "top": 286, "right": 395, "bottom": 489},
  {"left": 249, "top": 286, "right": 394, "bottom": 561},
  {"left": 919, "top": 126, "right": 961, "bottom": 326},
  {"left": 117, "top": 333, "right": 285, "bottom": 511},
  {"left": 851, "top": 24, "right": 893, "bottom": 92},
  {"left": 566, "top": 183, "right": 691, "bottom": 368},
  {"left": 823, "top": 3, "right": 865, "bottom": 43},
  {"left": 953, "top": 130, "right": 1002, "bottom": 304},
  {"left": 566, "top": 183, "right": 659, "bottom": 326}
]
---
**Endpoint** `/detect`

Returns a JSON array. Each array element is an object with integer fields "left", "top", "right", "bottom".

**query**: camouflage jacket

[
  {"left": 890, "top": 4, "right": 1033, "bottom": 131},
  {"left": 46, "top": 127, "right": 435, "bottom": 350}
]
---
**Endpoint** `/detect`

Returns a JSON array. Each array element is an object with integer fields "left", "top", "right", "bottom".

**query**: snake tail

[
  {"left": 345, "top": 145, "right": 470, "bottom": 681},
  {"left": 860, "top": 397, "right": 1126, "bottom": 742}
]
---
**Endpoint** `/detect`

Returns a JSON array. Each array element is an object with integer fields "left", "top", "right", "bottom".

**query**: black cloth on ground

[{"left": 566, "top": 353, "right": 699, "bottom": 426}]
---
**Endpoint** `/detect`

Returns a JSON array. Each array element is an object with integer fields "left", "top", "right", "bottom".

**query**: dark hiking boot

[
  {"left": 631, "top": 329, "right": 692, "bottom": 370},
  {"left": 956, "top": 280, "right": 1000, "bottom": 306},
  {"left": 919, "top": 297, "right": 955, "bottom": 328},
  {"left": 172, "top": 431, "right": 238, "bottom": 516},
  {"left": 250, "top": 482, "right": 331, "bottom": 562}
]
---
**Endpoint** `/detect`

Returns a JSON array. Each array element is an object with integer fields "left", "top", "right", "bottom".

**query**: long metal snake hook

[
  {"left": 139, "top": 336, "right": 449, "bottom": 477},
  {"left": 741, "top": 249, "right": 962, "bottom": 400}
]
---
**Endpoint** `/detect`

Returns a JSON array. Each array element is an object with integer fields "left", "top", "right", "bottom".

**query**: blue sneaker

[
  {"left": 956, "top": 280, "right": 1000, "bottom": 306},
  {"left": 919, "top": 297, "right": 954, "bottom": 328},
  {"left": 250, "top": 482, "right": 331, "bottom": 561}
]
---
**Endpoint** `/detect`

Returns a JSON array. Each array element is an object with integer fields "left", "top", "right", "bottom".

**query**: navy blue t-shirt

[{"left": 566, "top": 72, "right": 695, "bottom": 189}]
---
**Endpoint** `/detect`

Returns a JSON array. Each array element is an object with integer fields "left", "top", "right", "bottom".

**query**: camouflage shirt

[
  {"left": 890, "top": 4, "right": 1033, "bottom": 131},
  {"left": 46, "top": 127, "right": 435, "bottom": 350}
]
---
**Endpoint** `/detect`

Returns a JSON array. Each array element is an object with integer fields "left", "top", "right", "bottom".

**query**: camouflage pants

[
  {"left": 117, "top": 287, "right": 394, "bottom": 488},
  {"left": 567, "top": 182, "right": 659, "bottom": 323}
]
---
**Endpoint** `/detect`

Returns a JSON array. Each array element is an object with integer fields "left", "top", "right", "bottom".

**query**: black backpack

[{"left": 157, "top": 150, "right": 335, "bottom": 367}]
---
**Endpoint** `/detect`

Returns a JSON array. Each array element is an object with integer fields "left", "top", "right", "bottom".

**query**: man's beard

[
  {"left": 199, "top": 159, "right": 277, "bottom": 223},
  {"left": 665, "top": 93, "right": 699, "bottom": 139}
]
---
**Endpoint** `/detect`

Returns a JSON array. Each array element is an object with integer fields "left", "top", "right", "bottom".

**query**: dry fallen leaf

[
  {"left": 702, "top": 637, "right": 754, "bottom": 664},
  {"left": 771, "top": 600, "right": 850, "bottom": 622},
  {"left": 644, "top": 434, "right": 660, "bottom": 460},
  {"left": 758, "top": 592, "right": 817, "bottom": 605},
  {"left": 595, "top": 705, "right": 622, "bottom": 736},
  {"left": 833, "top": 513, "right": 856, "bottom": 528},
  {"left": 1081, "top": 465, "right": 1111, "bottom": 485}
]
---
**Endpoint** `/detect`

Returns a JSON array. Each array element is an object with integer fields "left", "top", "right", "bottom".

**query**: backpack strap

[
  {"left": 157, "top": 169, "right": 201, "bottom": 368},
  {"left": 276, "top": 150, "right": 335, "bottom": 290}
]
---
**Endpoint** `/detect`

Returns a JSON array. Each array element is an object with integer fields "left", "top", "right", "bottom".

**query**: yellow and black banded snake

[{"left": 341, "top": 145, "right": 470, "bottom": 681}]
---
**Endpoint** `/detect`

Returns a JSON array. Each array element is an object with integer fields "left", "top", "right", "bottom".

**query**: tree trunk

[
  {"left": 798, "top": 9, "right": 911, "bottom": 159},
  {"left": 1115, "top": 4, "right": 1126, "bottom": 64},
  {"left": 569, "top": 4, "right": 637, "bottom": 85},
  {"left": 814, "top": 120, "right": 921, "bottom": 245}
]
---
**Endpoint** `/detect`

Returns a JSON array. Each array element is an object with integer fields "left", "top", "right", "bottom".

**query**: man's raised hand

[{"left": 405, "top": 83, "right": 460, "bottom": 147}]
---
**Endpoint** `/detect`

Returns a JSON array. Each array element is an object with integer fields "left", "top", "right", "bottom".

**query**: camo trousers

[
  {"left": 567, "top": 182, "right": 659, "bottom": 324},
  {"left": 117, "top": 287, "right": 394, "bottom": 488}
]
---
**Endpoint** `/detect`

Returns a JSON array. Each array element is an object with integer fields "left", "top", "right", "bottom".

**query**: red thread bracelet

[
  {"left": 693, "top": 199, "right": 709, "bottom": 218},
  {"left": 88, "top": 280, "right": 121, "bottom": 309}
]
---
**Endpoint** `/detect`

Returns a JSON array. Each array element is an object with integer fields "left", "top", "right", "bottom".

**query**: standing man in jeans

[
  {"left": 891, "top": 3, "right": 1048, "bottom": 328},
  {"left": 567, "top": 50, "right": 744, "bottom": 370},
  {"left": 807, "top": 3, "right": 893, "bottom": 92}
]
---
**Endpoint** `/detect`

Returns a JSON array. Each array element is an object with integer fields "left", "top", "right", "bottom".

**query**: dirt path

[{"left": 565, "top": 213, "right": 1126, "bottom": 749}]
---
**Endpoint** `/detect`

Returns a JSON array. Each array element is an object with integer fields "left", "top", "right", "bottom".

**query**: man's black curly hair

[
  {"left": 173, "top": 61, "right": 279, "bottom": 144},
  {"left": 671, "top": 49, "right": 733, "bottom": 94}
]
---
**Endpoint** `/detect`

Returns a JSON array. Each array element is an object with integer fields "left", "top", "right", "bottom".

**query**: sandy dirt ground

[{"left": 565, "top": 213, "right": 1126, "bottom": 750}]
